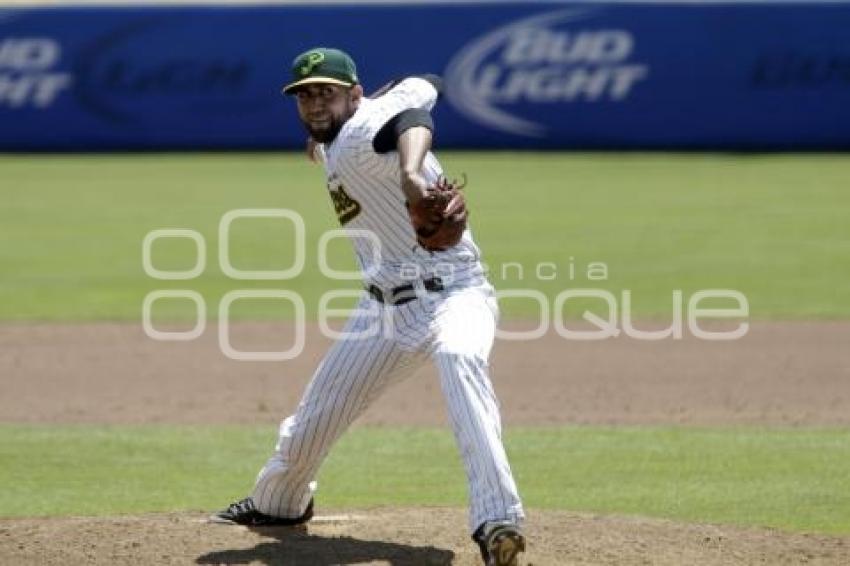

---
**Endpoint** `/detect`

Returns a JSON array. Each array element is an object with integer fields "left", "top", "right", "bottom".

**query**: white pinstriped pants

[{"left": 252, "top": 284, "right": 525, "bottom": 532}]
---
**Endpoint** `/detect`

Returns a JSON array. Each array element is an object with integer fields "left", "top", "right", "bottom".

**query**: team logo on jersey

[
  {"left": 444, "top": 8, "right": 649, "bottom": 137},
  {"left": 329, "top": 184, "right": 361, "bottom": 225}
]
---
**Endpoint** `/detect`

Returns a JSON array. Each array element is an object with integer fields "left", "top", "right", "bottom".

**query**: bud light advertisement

[{"left": 1, "top": 2, "right": 849, "bottom": 150}]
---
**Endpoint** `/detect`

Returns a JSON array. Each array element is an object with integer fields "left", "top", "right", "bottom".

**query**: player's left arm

[
  {"left": 397, "top": 125, "right": 433, "bottom": 204},
  {"left": 372, "top": 106, "right": 434, "bottom": 155},
  {"left": 399, "top": 125, "right": 468, "bottom": 251}
]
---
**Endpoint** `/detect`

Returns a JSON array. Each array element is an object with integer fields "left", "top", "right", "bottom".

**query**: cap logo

[{"left": 300, "top": 51, "right": 325, "bottom": 76}]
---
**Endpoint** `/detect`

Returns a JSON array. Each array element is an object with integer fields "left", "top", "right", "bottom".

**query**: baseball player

[{"left": 213, "top": 47, "right": 526, "bottom": 566}]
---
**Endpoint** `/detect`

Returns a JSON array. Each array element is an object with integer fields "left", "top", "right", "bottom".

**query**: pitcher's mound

[{"left": 2, "top": 507, "right": 848, "bottom": 565}]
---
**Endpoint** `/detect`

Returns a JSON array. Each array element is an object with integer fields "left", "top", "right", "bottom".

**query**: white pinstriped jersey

[
  {"left": 316, "top": 77, "right": 486, "bottom": 291},
  {"left": 249, "top": 81, "right": 524, "bottom": 537}
]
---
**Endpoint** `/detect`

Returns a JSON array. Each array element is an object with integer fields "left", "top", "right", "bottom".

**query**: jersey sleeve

[{"left": 366, "top": 77, "right": 438, "bottom": 129}]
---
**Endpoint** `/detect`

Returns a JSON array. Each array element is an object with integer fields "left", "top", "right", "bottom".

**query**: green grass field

[
  {"left": 2, "top": 153, "right": 848, "bottom": 537},
  {"left": 1, "top": 153, "right": 848, "bottom": 320},
  {"left": 1, "top": 425, "right": 849, "bottom": 534}
]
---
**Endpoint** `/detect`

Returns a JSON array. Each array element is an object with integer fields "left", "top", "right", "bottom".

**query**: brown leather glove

[{"left": 407, "top": 175, "right": 468, "bottom": 251}]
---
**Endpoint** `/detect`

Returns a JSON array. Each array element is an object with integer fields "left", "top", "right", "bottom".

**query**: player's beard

[
  {"left": 302, "top": 99, "right": 355, "bottom": 144},
  {"left": 304, "top": 118, "right": 344, "bottom": 144}
]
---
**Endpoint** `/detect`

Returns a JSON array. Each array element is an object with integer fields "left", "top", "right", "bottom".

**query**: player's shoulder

[
  {"left": 349, "top": 77, "right": 438, "bottom": 135},
  {"left": 386, "top": 76, "right": 440, "bottom": 101},
  {"left": 375, "top": 77, "right": 440, "bottom": 113},
  {"left": 347, "top": 97, "right": 380, "bottom": 129},
  {"left": 329, "top": 106, "right": 378, "bottom": 167},
  {"left": 332, "top": 101, "right": 378, "bottom": 160},
  {"left": 364, "top": 77, "right": 439, "bottom": 124}
]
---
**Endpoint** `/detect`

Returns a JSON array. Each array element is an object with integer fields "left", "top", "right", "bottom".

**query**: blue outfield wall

[{"left": 1, "top": 2, "right": 849, "bottom": 150}]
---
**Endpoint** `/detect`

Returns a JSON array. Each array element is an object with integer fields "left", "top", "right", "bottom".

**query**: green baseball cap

[{"left": 282, "top": 47, "right": 359, "bottom": 95}]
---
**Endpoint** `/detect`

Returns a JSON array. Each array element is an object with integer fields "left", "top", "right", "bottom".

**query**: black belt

[{"left": 367, "top": 277, "right": 444, "bottom": 306}]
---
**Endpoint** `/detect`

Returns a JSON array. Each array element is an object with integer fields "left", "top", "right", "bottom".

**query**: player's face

[{"left": 295, "top": 83, "right": 362, "bottom": 143}]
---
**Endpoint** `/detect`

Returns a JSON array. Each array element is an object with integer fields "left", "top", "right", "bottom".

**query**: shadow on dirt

[{"left": 196, "top": 525, "right": 455, "bottom": 565}]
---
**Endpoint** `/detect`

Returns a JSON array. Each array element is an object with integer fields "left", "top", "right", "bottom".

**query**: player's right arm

[{"left": 306, "top": 136, "right": 325, "bottom": 164}]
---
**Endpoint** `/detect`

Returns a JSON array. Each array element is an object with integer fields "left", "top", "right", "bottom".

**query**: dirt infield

[
  {"left": 1, "top": 321, "right": 849, "bottom": 426},
  {"left": 3, "top": 508, "right": 850, "bottom": 566},
  {"left": 2, "top": 321, "right": 849, "bottom": 564}
]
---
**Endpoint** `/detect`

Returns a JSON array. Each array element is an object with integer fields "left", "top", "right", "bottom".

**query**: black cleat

[
  {"left": 473, "top": 521, "right": 526, "bottom": 566},
  {"left": 210, "top": 496, "right": 314, "bottom": 526}
]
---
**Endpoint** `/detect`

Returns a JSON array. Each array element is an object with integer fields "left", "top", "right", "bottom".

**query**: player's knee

[{"left": 433, "top": 349, "right": 489, "bottom": 376}]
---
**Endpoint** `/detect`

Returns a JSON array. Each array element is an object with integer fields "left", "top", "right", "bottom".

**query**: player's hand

[
  {"left": 406, "top": 174, "right": 468, "bottom": 252},
  {"left": 306, "top": 137, "right": 321, "bottom": 163},
  {"left": 401, "top": 170, "right": 430, "bottom": 205}
]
